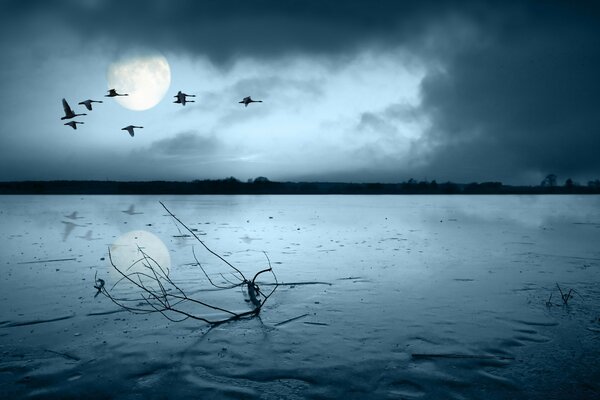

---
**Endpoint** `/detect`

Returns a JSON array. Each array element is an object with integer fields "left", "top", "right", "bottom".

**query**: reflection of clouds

[{"left": 433, "top": 196, "right": 600, "bottom": 228}]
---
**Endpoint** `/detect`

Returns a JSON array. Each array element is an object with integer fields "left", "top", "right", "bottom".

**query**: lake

[{"left": 1, "top": 195, "right": 599, "bottom": 399}]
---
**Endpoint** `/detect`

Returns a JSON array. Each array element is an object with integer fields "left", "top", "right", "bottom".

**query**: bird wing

[{"left": 62, "top": 98, "right": 73, "bottom": 114}]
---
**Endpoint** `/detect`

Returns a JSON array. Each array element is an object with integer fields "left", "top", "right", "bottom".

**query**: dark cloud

[
  {"left": 142, "top": 131, "right": 220, "bottom": 157},
  {"left": 1, "top": 1, "right": 436, "bottom": 62},
  {"left": 413, "top": 2, "right": 600, "bottom": 183}
]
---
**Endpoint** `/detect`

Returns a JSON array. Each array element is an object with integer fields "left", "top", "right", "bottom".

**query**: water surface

[{"left": 1, "top": 195, "right": 599, "bottom": 399}]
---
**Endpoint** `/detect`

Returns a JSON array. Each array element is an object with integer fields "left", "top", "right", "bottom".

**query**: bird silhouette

[
  {"left": 121, "top": 125, "right": 143, "bottom": 137},
  {"left": 77, "top": 230, "right": 99, "bottom": 241},
  {"left": 122, "top": 204, "right": 143, "bottom": 215},
  {"left": 78, "top": 99, "right": 103, "bottom": 111},
  {"left": 173, "top": 91, "right": 196, "bottom": 106},
  {"left": 65, "top": 211, "right": 83, "bottom": 220},
  {"left": 239, "top": 96, "right": 262, "bottom": 107},
  {"left": 64, "top": 121, "right": 84, "bottom": 130},
  {"left": 61, "top": 220, "right": 85, "bottom": 241},
  {"left": 105, "top": 89, "right": 129, "bottom": 97},
  {"left": 61, "top": 98, "right": 87, "bottom": 120}
]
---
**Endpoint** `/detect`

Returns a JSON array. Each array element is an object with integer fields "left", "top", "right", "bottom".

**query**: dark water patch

[
  {"left": 524, "top": 252, "right": 600, "bottom": 262},
  {"left": 409, "top": 336, "right": 441, "bottom": 346},
  {"left": 126, "top": 361, "right": 170, "bottom": 380},
  {"left": 44, "top": 349, "right": 80, "bottom": 362},
  {"left": 17, "top": 258, "right": 77, "bottom": 265},
  {"left": 303, "top": 321, "right": 329, "bottom": 326},
  {"left": 498, "top": 338, "right": 525, "bottom": 348},
  {"left": 514, "top": 328, "right": 537, "bottom": 334},
  {"left": 1, "top": 314, "right": 75, "bottom": 328},
  {"left": 453, "top": 278, "right": 474, "bottom": 282},
  {"left": 387, "top": 379, "right": 425, "bottom": 398},
  {"left": 477, "top": 370, "right": 518, "bottom": 389},
  {"left": 411, "top": 353, "right": 514, "bottom": 361},
  {"left": 513, "top": 335, "right": 550, "bottom": 344},
  {"left": 262, "top": 281, "right": 332, "bottom": 287},
  {"left": 508, "top": 318, "right": 558, "bottom": 327},
  {"left": 337, "top": 276, "right": 363, "bottom": 281},
  {"left": 86, "top": 309, "right": 126, "bottom": 316}
]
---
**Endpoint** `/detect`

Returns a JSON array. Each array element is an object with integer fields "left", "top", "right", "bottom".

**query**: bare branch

[{"left": 95, "top": 203, "right": 279, "bottom": 326}]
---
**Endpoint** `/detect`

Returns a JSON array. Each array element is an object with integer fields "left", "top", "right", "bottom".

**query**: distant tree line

[{"left": 1, "top": 175, "right": 600, "bottom": 195}]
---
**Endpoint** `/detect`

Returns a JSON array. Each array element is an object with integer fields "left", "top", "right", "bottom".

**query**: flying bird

[
  {"left": 61, "top": 98, "right": 87, "bottom": 120},
  {"left": 121, "top": 125, "right": 143, "bottom": 137},
  {"left": 78, "top": 99, "right": 103, "bottom": 111},
  {"left": 173, "top": 91, "right": 195, "bottom": 106},
  {"left": 64, "top": 121, "right": 84, "bottom": 130},
  {"left": 239, "top": 96, "right": 262, "bottom": 107},
  {"left": 105, "top": 89, "right": 129, "bottom": 97}
]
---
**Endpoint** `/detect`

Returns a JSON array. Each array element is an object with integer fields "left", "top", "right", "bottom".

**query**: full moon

[{"left": 107, "top": 55, "right": 171, "bottom": 111}]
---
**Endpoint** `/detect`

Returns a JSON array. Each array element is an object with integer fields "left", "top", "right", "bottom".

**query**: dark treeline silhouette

[{"left": 1, "top": 176, "right": 600, "bottom": 195}]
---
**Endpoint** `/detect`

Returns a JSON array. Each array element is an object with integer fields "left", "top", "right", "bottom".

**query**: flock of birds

[{"left": 60, "top": 89, "right": 263, "bottom": 137}]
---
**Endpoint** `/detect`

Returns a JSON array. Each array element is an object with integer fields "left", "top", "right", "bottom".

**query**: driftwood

[{"left": 95, "top": 202, "right": 278, "bottom": 325}]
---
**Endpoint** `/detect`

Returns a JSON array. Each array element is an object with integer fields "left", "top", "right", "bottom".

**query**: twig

[{"left": 275, "top": 313, "right": 310, "bottom": 326}]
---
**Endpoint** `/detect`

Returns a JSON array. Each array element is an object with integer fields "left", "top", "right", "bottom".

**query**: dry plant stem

[{"left": 97, "top": 202, "right": 278, "bottom": 326}]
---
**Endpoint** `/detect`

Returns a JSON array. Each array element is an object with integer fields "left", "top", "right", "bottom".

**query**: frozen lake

[{"left": 1, "top": 195, "right": 599, "bottom": 399}]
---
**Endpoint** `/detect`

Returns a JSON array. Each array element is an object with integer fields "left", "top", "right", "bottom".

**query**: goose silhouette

[
  {"left": 61, "top": 98, "right": 87, "bottom": 120},
  {"left": 173, "top": 91, "right": 195, "bottom": 106},
  {"left": 239, "top": 96, "right": 262, "bottom": 107},
  {"left": 121, "top": 125, "right": 143, "bottom": 137},
  {"left": 64, "top": 121, "right": 84, "bottom": 130},
  {"left": 78, "top": 99, "right": 103, "bottom": 111},
  {"left": 65, "top": 211, "right": 83, "bottom": 220},
  {"left": 105, "top": 89, "right": 129, "bottom": 97},
  {"left": 77, "top": 230, "right": 100, "bottom": 241},
  {"left": 122, "top": 204, "right": 143, "bottom": 215},
  {"left": 61, "top": 220, "right": 85, "bottom": 241}
]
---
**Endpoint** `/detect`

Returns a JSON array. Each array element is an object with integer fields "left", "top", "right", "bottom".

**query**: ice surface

[{"left": 1, "top": 195, "right": 599, "bottom": 399}]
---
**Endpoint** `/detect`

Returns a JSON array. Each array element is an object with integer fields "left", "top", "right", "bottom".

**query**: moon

[
  {"left": 107, "top": 54, "right": 171, "bottom": 111},
  {"left": 109, "top": 230, "right": 171, "bottom": 276}
]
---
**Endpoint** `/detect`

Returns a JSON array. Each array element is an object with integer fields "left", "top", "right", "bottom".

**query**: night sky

[{"left": 1, "top": 0, "right": 599, "bottom": 184}]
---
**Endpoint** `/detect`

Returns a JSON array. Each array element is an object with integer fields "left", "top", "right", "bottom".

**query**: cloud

[
  {"left": 142, "top": 131, "right": 221, "bottom": 158},
  {"left": 412, "top": 3, "right": 600, "bottom": 183}
]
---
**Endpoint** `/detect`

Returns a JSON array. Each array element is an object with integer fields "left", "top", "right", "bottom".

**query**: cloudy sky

[{"left": 1, "top": 0, "right": 599, "bottom": 184}]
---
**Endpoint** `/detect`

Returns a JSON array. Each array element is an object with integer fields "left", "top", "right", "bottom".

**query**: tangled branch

[{"left": 94, "top": 202, "right": 278, "bottom": 325}]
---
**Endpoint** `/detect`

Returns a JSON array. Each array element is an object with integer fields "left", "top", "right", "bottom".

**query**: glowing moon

[
  {"left": 109, "top": 230, "right": 171, "bottom": 275},
  {"left": 107, "top": 55, "right": 171, "bottom": 111}
]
